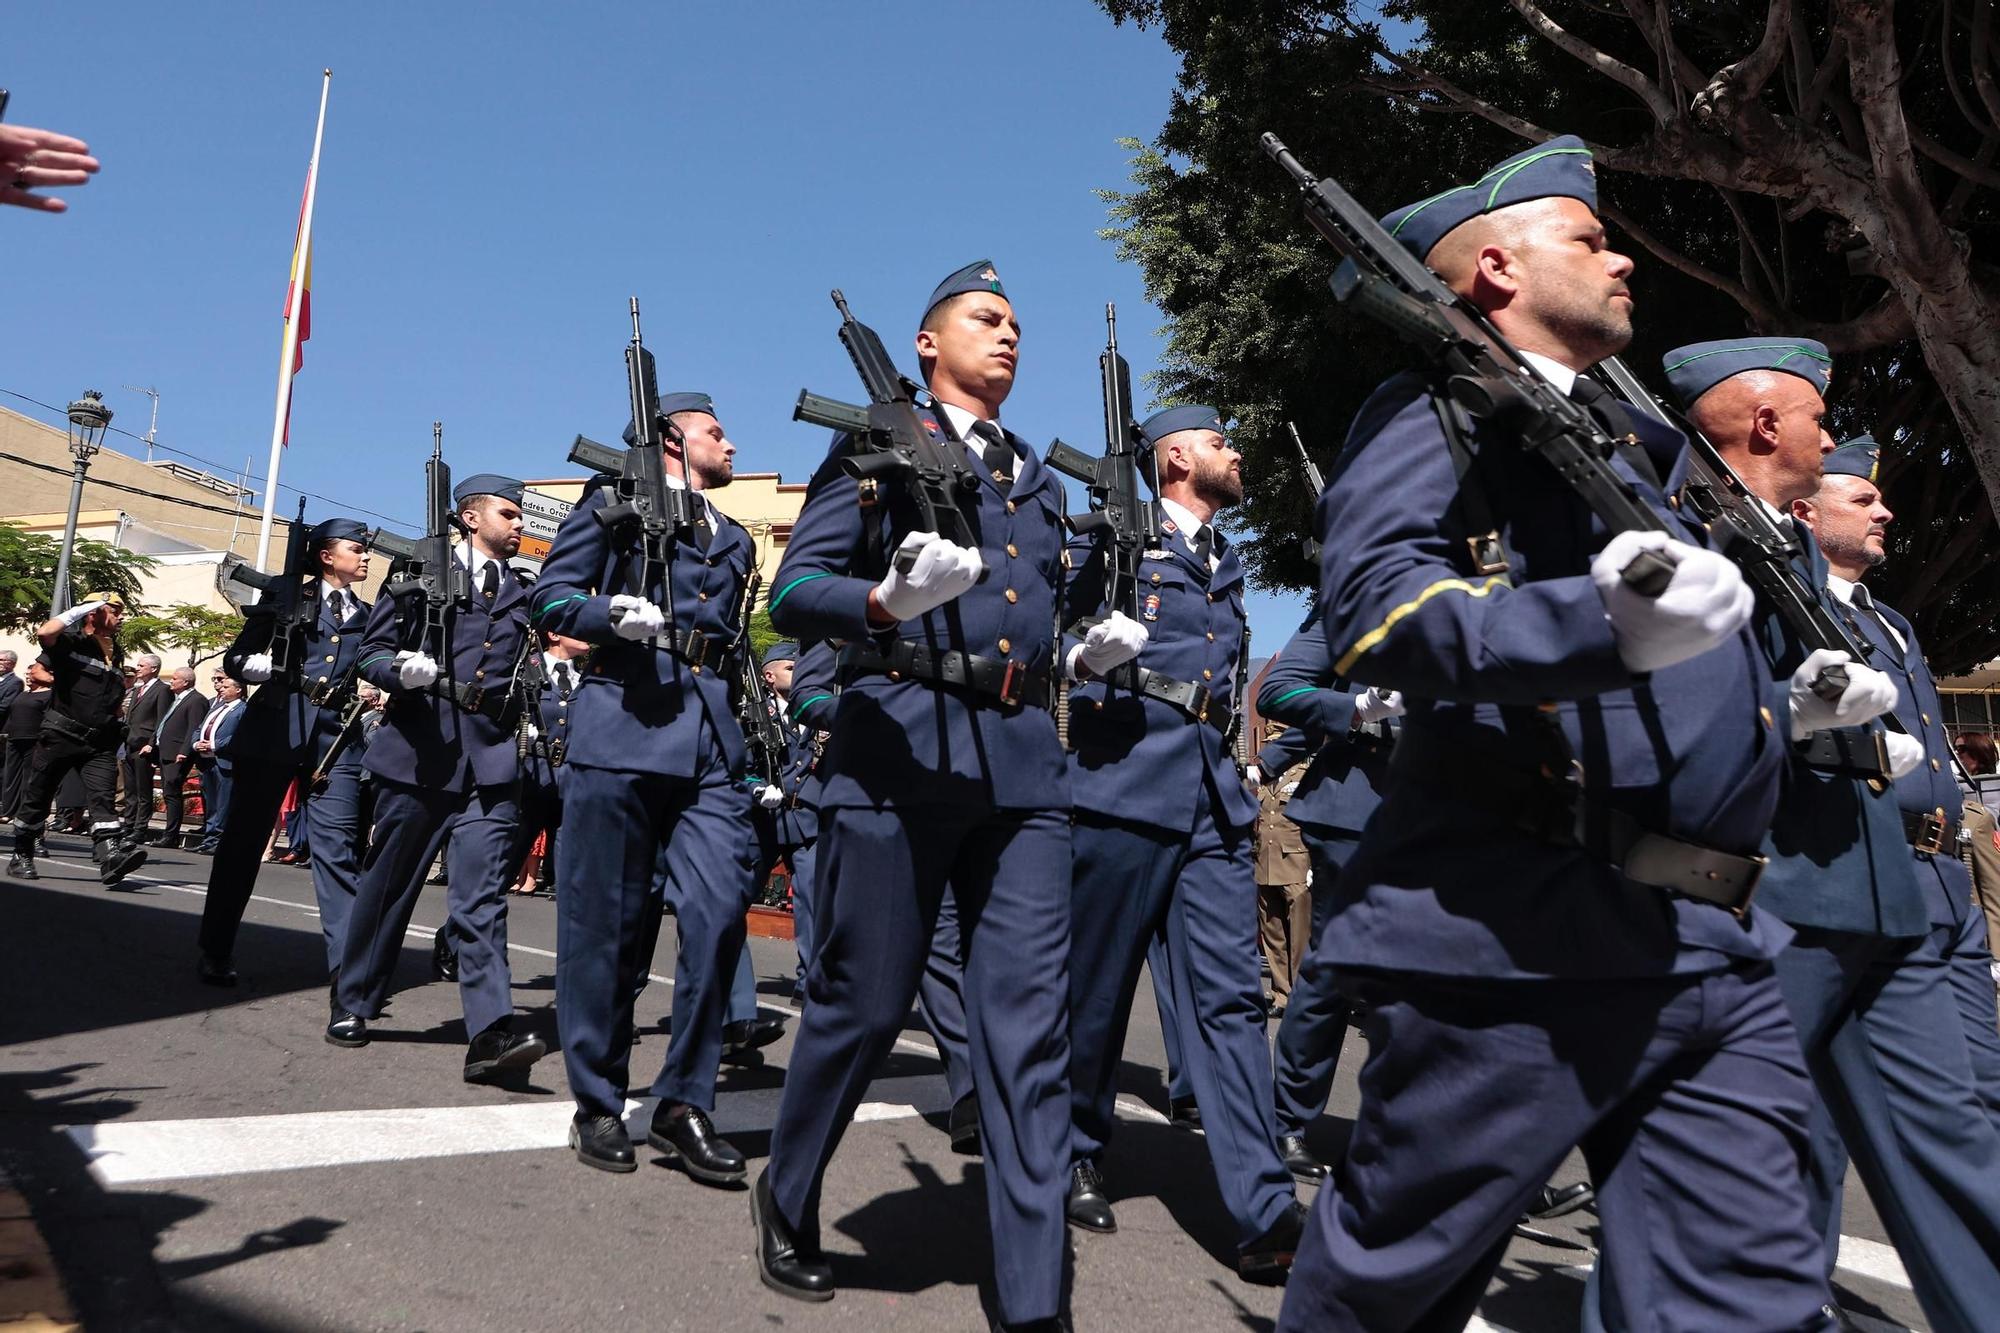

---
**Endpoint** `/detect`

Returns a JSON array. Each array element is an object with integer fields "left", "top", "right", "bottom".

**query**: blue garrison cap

[
  {"left": 1822, "top": 436, "right": 1881, "bottom": 483},
  {"left": 1661, "top": 338, "right": 1835, "bottom": 408},
  {"left": 308, "top": 517, "right": 369, "bottom": 546},
  {"left": 452, "top": 473, "right": 524, "bottom": 506},
  {"left": 1137, "top": 405, "right": 1226, "bottom": 451},
  {"left": 759, "top": 639, "right": 801, "bottom": 667},
  {"left": 923, "top": 259, "right": 1007, "bottom": 320},
  {"left": 622, "top": 392, "right": 719, "bottom": 445},
  {"left": 1382, "top": 135, "right": 1597, "bottom": 260}
]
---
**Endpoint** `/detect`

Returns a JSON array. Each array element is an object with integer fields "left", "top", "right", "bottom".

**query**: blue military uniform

[
  {"left": 335, "top": 483, "right": 535, "bottom": 1049},
  {"left": 1254, "top": 607, "right": 1395, "bottom": 1142},
  {"left": 761, "top": 260, "right": 1075, "bottom": 1328},
  {"left": 531, "top": 435, "right": 758, "bottom": 1128},
  {"left": 198, "top": 518, "right": 375, "bottom": 974},
  {"left": 1277, "top": 142, "right": 1830, "bottom": 1333},
  {"left": 748, "top": 638, "right": 823, "bottom": 997},
  {"left": 512, "top": 645, "right": 580, "bottom": 893},
  {"left": 1060, "top": 406, "right": 1295, "bottom": 1250},
  {"left": 1737, "top": 436, "right": 2000, "bottom": 1331}
]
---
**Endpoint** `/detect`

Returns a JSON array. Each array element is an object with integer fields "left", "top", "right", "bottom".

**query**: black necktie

[
  {"left": 1190, "top": 524, "right": 1214, "bottom": 569},
  {"left": 554, "top": 662, "right": 573, "bottom": 699},
  {"left": 1570, "top": 377, "right": 1662, "bottom": 492},
  {"left": 481, "top": 563, "right": 499, "bottom": 601},
  {"left": 971, "top": 421, "right": 1013, "bottom": 494},
  {"left": 1849, "top": 585, "right": 1903, "bottom": 661}
]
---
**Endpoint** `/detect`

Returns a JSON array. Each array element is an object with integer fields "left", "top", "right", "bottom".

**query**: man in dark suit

[
  {"left": 120, "top": 652, "right": 167, "bottom": 840},
  {"left": 191, "top": 671, "right": 244, "bottom": 853},
  {"left": 0, "top": 658, "right": 52, "bottom": 823},
  {"left": 0, "top": 651, "right": 21, "bottom": 812},
  {"left": 150, "top": 667, "right": 209, "bottom": 847}
]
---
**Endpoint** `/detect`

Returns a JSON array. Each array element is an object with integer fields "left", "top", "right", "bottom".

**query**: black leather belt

[
  {"left": 1903, "top": 806, "right": 1956, "bottom": 855},
  {"left": 424, "top": 679, "right": 519, "bottom": 722},
  {"left": 1391, "top": 729, "right": 1765, "bottom": 918},
  {"left": 838, "top": 641, "right": 1051, "bottom": 710},
  {"left": 1797, "top": 727, "right": 1891, "bottom": 780},
  {"left": 303, "top": 676, "right": 354, "bottom": 709},
  {"left": 664, "top": 628, "right": 731, "bottom": 672},
  {"left": 1089, "top": 663, "right": 1231, "bottom": 736}
]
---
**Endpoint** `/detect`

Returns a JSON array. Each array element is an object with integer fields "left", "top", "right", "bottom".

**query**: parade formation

[{"left": 6, "top": 54, "right": 2000, "bottom": 1333}]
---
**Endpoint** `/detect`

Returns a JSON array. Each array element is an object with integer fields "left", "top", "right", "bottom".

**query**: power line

[{"left": 0, "top": 387, "right": 418, "bottom": 533}]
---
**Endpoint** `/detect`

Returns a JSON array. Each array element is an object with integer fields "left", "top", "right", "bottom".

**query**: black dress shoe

[
  {"left": 1238, "top": 1199, "right": 1308, "bottom": 1283},
  {"left": 1169, "top": 1095, "right": 1204, "bottom": 1133},
  {"left": 948, "top": 1091, "right": 981, "bottom": 1156},
  {"left": 722, "top": 1015, "right": 787, "bottom": 1056},
  {"left": 464, "top": 1027, "right": 547, "bottom": 1083},
  {"left": 196, "top": 953, "right": 238, "bottom": 988},
  {"left": 432, "top": 933, "right": 459, "bottom": 982},
  {"left": 751, "top": 1171, "right": 832, "bottom": 1301},
  {"left": 648, "top": 1102, "right": 746, "bottom": 1186},
  {"left": 569, "top": 1112, "right": 636, "bottom": 1173},
  {"left": 99, "top": 842, "right": 147, "bottom": 885},
  {"left": 1526, "top": 1181, "right": 1594, "bottom": 1219},
  {"left": 7, "top": 854, "right": 37, "bottom": 880},
  {"left": 1279, "top": 1133, "right": 1328, "bottom": 1183},
  {"left": 1065, "top": 1161, "right": 1116, "bottom": 1234},
  {"left": 325, "top": 1008, "right": 369, "bottom": 1047},
  {"left": 992, "top": 1319, "right": 1071, "bottom": 1333}
]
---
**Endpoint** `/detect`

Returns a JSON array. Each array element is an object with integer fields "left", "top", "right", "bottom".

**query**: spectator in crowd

[
  {"left": 0, "top": 650, "right": 20, "bottom": 806},
  {"left": 1254, "top": 729, "right": 1314, "bottom": 1018},
  {"left": 192, "top": 672, "right": 245, "bottom": 854},
  {"left": 1956, "top": 732, "right": 2000, "bottom": 994},
  {"left": 151, "top": 667, "right": 209, "bottom": 847},
  {"left": 0, "top": 659, "right": 53, "bottom": 826},
  {"left": 121, "top": 653, "right": 167, "bottom": 840}
]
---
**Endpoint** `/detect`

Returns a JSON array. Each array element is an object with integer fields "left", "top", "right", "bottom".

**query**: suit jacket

[
  {"left": 768, "top": 420, "right": 1070, "bottom": 811},
  {"left": 1312, "top": 370, "right": 1794, "bottom": 981},
  {"left": 195, "top": 696, "right": 245, "bottom": 767},
  {"left": 357, "top": 559, "right": 530, "bottom": 792},
  {"left": 1256, "top": 604, "right": 1396, "bottom": 839},
  {"left": 124, "top": 677, "right": 169, "bottom": 747},
  {"left": 155, "top": 689, "right": 210, "bottom": 760},
  {"left": 532, "top": 480, "right": 754, "bottom": 782},
  {"left": 0, "top": 674, "right": 21, "bottom": 720},
  {"left": 224, "top": 582, "right": 372, "bottom": 763}
]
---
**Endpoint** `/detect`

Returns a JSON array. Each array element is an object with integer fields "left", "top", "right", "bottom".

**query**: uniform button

[
  {"left": 1150, "top": 572, "right": 1162, "bottom": 584},
  {"left": 997, "top": 637, "right": 1011, "bottom": 654},
  {"left": 330, "top": 634, "right": 340, "bottom": 643},
  {"left": 1921, "top": 712, "right": 1931, "bottom": 725},
  {"left": 475, "top": 669, "right": 486, "bottom": 679},
  {"left": 1006, "top": 501, "right": 1017, "bottom": 514},
  {"left": 557, "top": 717, "right": 566, "bottom": 726},
  {"left": 1208, "top": 592, "right": 1217, "bottom": 602},
  {"left": 1006, "top": 544, "right": 1018, "bottom": 558},
  {"left": 1202, "top": 669, "right": 1214, "bottom": 680},
  {"left": 483, "top": 641, "right": 492, "bottom": 649},
  {"left": 1932, "top": 758, "right": 1942, "bottom": 771},
  {"left": 1206, "top": 632, "right": 1215, "bottom": 642},
  {"left": 1759, "top": 706, "right": 1774, "bottom": 729},
  {"left": 1004, "top": 588, "right": 1018, "bottom": 604},
  {"left": 324, "top": 654, "right": 336, "bottom": 663},
  {"left": 699, "top": 592, "right": 709, "bottom": 602}
]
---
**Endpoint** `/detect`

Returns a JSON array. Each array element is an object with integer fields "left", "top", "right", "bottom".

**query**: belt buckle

[
  {"left": 683, "top": 633, "right": 710, "bottom": 670},
  {"left": 1191, "top": 684, "right": 1212, "bottom": 722},
  {"left": 1914, "top": 807, "right": 1948, "bottom": 855},
  {"left": 461, "top": 684, "right": 485, "bottom": 713},
  {"left": 1727, "top": 854, "right": 1768, "bottom": 920},
  {"left": 998, "top": 659, "right": 1022, "bottom": 706}
]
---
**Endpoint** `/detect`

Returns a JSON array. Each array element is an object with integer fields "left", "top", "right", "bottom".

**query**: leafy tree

[
  {"left": 121, "top": 603, "right": 244, "bottom": 667},
  {"left": 0, "top": 521, "right": 153, "bottom": 629},
  {"left": 1096, "top": 0, "right": 2000, "bottom": 670}
]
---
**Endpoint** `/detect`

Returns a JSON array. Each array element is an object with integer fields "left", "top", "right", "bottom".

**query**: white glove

[
  {"left": 1244, "top": 764, "right": 1264, "bottom": 790},
  {"left": 756, "top": 784, "right": 786, "bottom": 810},
  {"left": 238, "top": 652, "right": 274, "bottom": 683},
  {"left": 1592, "top": 531, "right": 1753, "bottom": 674},
  {"left": 394, "top": 650, "right": 439, "bottom": 690},
  {"left": 1071, "top": 611, "right": 1149, "bottom": 678},
  {"left": 873, "top": 532, "right": 984, "bottom": 622},
  {"left": 524, "top": 723, "right": 540, "bottom": 741},
  {"left": 1354, "top": 687, "right": 1405, "bottom": 724},
  {"left": 57, "top": 599, "right": 106, "bottom": 627},
  {"left": 608, "top": 594, "right": 666, "bottom": 641},
  {"left": 1883, "top": 732, "right": 1925, "bottom": 780},
  {"left": 1787, "top": 648, "right": 1898, "bottom": 740}
]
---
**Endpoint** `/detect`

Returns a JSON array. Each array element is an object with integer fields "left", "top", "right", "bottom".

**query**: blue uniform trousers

[
  {"left": 766, "top": 803, "right": 1072, "bottom": 1326},
  {"left": 1273, "top": 833, "right": 1357, "bottom": 1137},
  {"left": 1068, "top": 803, "right": 1294, "bottom": 1244},
  {"left": 727, "top": 944, "right": 758, "bottom": 1026},
  {"left": 788, "top": 840, "right": 818, "bottom": 996},
  {"left": 557, "top": 756, "right": 753, "bottom": 1119},
  {"left": 1773, "top": 925, "right": 2000, "bottom": 1333},
  {"left": 919, "top": 886, "right": 978, "bottom": 1104},
  {"left": 335, "top": 778, "right": 518, "bottom": 1038},
  {"left": 1278, "top": 965, "right": 1831, "bottom": 1333},
  {"left": 1149, "top": 934, "right": 1192, "bottom": 1102},
  {"left": 198, "top": 748, "right": 365, "bottom": 974}
]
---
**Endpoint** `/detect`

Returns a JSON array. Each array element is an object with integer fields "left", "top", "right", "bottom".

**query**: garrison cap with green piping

[
  {"left": 1137, "top": 405, "right": 1226, "bottom": 453},
  {"left": 923, "top": 259, "right": 1007, "bottom": 321},
  {"left": 308, "top": 517, "right": 370, "bottom": 546},
  {"left": 624, "top": 391, "right": 719, "bottom": 445},
  {"left": 1660, "top": 337, "right": 1834, "bottom": 408},
  {"left": 1822, "top": 436, "right": 1881, "bottom": 483},
  {"left": 452, "top": 473, "right": 525, "bottom": 506},
  {"left": 1381, "top": 135, "right": 1597, "bottom": 260}
]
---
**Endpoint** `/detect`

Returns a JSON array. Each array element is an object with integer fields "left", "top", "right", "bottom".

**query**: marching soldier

[
  {"left": 752, "top": 261, "right": 1145, "bottom": 1329},
  {"left": 512, "top": 627, "right": 588, "bottom": 896},
  {"left": 1278, "top": 139, "right": 1837, "bottom": 1331},
  {"left": 1058, "top": 404, "right": 1304, "bottom": 1276},
  {"left": 742, "top": 637, "right": 821, "bottom": 1016},
  {"left": 774, "top": 637, "right": 837, "bottom": 997},
  {"left": 327, "top": 475, "right": 548, "bottom": 1087},
  {"left": 196, "top": 517, "right": 377, "bottom": 985},
  {"left": 7, "top": 592, "right": 147, "bottom": 885},
  {"left": 532, "top": 391, "right": 760, "bottom": 1183}
]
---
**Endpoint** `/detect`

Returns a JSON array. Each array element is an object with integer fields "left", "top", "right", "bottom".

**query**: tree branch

[
  {"left": 1346, "top": 73, "right": 1570, "bottom": 146},
  {"left": 1911, "top": 123, "right": 2000, "bottom": 189},
  {"left": 1736, "top": 0, "right": 1797, "bottom": 98},
  {"left": 1506, "top": 0, "right": 1676, "bottom": 120},
  {"left": 1973, "top": 0, "right": 2000, "bottom": 130}
]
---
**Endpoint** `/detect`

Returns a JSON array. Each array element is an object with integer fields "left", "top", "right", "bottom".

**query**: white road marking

[{"left": 1835, "top": 1234, "right": 1913, "bottom": 1294}]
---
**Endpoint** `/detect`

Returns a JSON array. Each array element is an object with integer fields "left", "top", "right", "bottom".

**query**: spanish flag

[{"left": 280, "top": 171, "right": 313, "bottom": 445}]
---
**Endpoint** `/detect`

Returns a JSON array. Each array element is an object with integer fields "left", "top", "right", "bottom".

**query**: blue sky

[{"left": 0, "top": 2, "right": 1311, "bottom": 645}]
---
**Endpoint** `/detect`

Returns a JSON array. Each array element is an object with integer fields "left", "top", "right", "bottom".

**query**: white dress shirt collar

[
  {"left": 938, "top": 402, "right": 1014, "bottom": 478},
  {"left": 1827, "top": 574, "right": 1905, "bottom": 653},
  {"left": 1518, "top": 349, "right": 1581, "bottom": 397},
  {"left": 1156, "top": 496, "right": 1219, "bottom": 572}
]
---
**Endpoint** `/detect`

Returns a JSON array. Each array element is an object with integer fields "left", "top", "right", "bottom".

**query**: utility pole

[{"left": 122, "top": 384, "right": 160, "bottom": 462}]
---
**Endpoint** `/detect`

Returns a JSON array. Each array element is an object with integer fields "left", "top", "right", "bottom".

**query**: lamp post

[{"left": 50, "top": 389, "right": 113, "bottom": 615}]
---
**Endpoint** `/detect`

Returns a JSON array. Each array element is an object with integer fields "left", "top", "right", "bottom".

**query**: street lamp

[{"left": 50, "top": 389, "right": 113, "bottom": 615}]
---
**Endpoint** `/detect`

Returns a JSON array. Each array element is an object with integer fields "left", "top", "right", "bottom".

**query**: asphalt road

[{"left": 0, "top": 834, "right": 1930, "bottom": 1332}]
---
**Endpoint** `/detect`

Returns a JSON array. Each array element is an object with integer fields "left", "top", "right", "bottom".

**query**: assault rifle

[
  {"left": 734, "top": 568, "right": 789, "bottom": 786},
  {"left": 794, "top": 288, "right": 983, "bottom": 572},
  {"left": 1289, "top": 421, "right": 1326, "bottom": 564},
  {"left": 378, "top": 422, "right": 467, "bottom": 659},
  {"left": 1259, "top": 134, "right": 1674, "bottom": 597},
  {"left": 221, "top": 496, "right": 314, "bottom": 677},
  {"left": 1045, "top": 303, "right": 1160, "bottom": 628}
]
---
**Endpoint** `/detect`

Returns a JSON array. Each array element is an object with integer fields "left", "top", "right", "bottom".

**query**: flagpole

[{"left": 254, "top": 68, "right": 331, "bottom": 573}]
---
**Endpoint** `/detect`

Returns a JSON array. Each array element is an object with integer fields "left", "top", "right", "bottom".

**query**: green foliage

[
  {"left": 1095, "top": 0, "right": 2000, "bottom": 670},
  {"left": 747, "top": 606, "right": 779, "bottom": 658},
  {"left": 0, "top": 521, "right": 153, "bottom": 630},
  {"left": 121, "top": 603, "right": 244, "bottom": 667}
]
